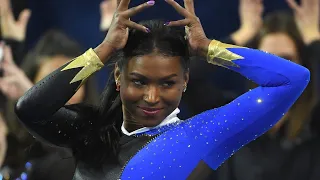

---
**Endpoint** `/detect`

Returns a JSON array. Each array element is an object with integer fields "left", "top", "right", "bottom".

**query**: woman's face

[
  {"left": 116, "top": 53, "right": 188, "bottom": 131},
  {"left": 259, "top": 32, "right": 300, "bottom": 64},
  {"left": 34, "top": 56, "right": 86, "bottom": 104}
]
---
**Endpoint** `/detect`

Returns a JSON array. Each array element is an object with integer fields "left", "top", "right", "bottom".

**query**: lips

[{"left": 138, "top": 106, "right": 163, "bottom": 116}]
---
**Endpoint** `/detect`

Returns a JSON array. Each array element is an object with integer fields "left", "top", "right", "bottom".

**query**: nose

[{"left": 144, "top": 86, "right": 160, "bottom": 105}]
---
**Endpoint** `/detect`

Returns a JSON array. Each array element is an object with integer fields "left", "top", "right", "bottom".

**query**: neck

[{"left": 122, "top": 106, "right": 144, "bottom": 133}]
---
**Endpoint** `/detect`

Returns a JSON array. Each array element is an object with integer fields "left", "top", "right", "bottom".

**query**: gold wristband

[
  {"left": 61, "top": 48, "right": 104, "bottom": 85},
  {"left": 207, "top": 40, "right": 244, "bottom": 68}
]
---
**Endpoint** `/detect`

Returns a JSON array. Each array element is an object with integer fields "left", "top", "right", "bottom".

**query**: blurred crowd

[{"left": 0, "top": 0, "right": 320, "bottom": 179}]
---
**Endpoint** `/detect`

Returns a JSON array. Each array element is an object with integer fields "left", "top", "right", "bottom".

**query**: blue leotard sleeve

[{"left": 183, "top": 47, "right": 310, "bottom": 170}]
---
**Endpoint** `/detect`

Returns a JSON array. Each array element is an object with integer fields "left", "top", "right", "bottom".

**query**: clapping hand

[
  {"left": 0, "top": 44, "right": 33, "bottom": 100},
  {"left": 0, "top": 0, "right": 31, "bottom": 41},
  {"left": 287, "top": 0, "right": 320, "bottom": 44}
]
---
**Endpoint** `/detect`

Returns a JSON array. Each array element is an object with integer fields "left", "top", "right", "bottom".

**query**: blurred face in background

[
  {"left": 259, "top": 32, "right": 301, "bottom": 64},
  {"left": 258, "top": 32, "right": 300, "bottom": 134},
  {"left": 34, "top": 56, "right": 86, "bottom": 104}
]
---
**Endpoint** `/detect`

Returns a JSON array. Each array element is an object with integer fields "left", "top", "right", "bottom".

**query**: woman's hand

[
  {"left": 0, "top": 0, "right": 31, "bottom": 41},
  {"left": 96, "top": 0, "right": 155, "bottom": 62},
  {"left": 0, "top": 113, "right": 7, "bottom": 168},
  {"left": 0, "top": 44, "right": 33, "bottom": 100},
  {"left": 231, "top": 0, "right": 264, "bottom": 46},
  {"left": 287, "top": 0, "right": 320, "bottom": 45},
  {"left": 100, "top": 0, "right": 117, "bottom": 31},
  {"left": 165, "top": 0, "right": 210, "bottom": 57}
]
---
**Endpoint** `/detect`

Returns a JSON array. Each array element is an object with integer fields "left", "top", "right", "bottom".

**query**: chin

[{"left": 140, "top": 117, "right": 164, "bottom": 128}]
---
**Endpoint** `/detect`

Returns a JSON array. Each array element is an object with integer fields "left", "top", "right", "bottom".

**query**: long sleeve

[
  {"left": 183, "top": 45, "right": 310, "bottom": 169},
  {"left": 15, "top": 49, "right": 103, "bottom": 147},
  {"left": 116, "top": 43, "right": 309, "bottom": 180}
]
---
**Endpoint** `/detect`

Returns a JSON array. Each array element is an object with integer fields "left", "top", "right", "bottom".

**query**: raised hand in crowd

[
  {"left": 0, "top": 44, "right": 33, "bottom": 100},
  {"left": 0, "top": 112, "right": 7, "bottom": 167},
  {"left": 100, "top": 0, "right": 117, "bottom": 31},
  {"left": 231, "top": 0, "right": 264, "bottom": 46},
  {"left": 287, "top": 0, "right": 320, "bottom": 45},
  {"left": 0, "top": 0, "right": 31, "bottom": 41}
]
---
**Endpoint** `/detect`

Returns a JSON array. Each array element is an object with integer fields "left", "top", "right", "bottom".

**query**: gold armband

[
  {"left": 207, "top": 40, "right": 245, "bottom": 68},
  {"left": 61, "top": 48, "right": 104, "bottom": 86}
]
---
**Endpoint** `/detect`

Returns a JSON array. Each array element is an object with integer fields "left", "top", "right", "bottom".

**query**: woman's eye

[
  {"left": 162, "top": 81, "right": 175, "bottom": 87},
  {"left": 132, "top": 80, "right": 145, "bottom": 86}
]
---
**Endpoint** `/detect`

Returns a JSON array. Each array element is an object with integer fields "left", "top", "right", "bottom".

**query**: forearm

[
  {"left": 15, "top": 48, "right": 106, "bottom": 123},
  {"left": 199, "top": 39, "right": 310, "bottom": 87},
  {"left": 2, "top": 38, "right": 26, "bottom": 66},
  {"left": 185, "top": 40, "right": 310, "bottom": 169},
  {"left": 94, "top": 41, "right": 115, "bottom": 63},
  {"left": 230, "top": 28, "right": 256, "bottom": 46},
  {"left": 302, "top": 31, "right": 320, "bottom": 46}
]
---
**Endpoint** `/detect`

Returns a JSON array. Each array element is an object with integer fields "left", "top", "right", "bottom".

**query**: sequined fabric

[
  {"left": 120, "top": 48, "right": 310, "bottom": 179},
  {"left": 15, "top": 46, "right": 310, "bottom": 180},
  {"left": 73, "top": 135, "right": 156, "bottom": 180}
]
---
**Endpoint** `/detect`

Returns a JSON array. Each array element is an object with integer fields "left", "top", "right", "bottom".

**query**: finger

[
  {"left": 3, "top": 63, "right": 20, "bottom": 76},
  {"left": 118, "top": 0, "right": 130, "bottom": 11},
  {"left": 124, "top": 20, "right": 149, "bottom": 33},
  {"left": 0, "top": 43, "right": 3, "bottom": 70},
  {"left": 3, "top": 45, "right": 14, "bottom": 65},
  {"left": 286, "top": 0, "right": 301, "bottom": 12},
  {"left": 100, "top": 0, "right": 110, "bottom": 13},
  {"left": 255, "top": 0, "right": 264, "bottom": 14},
  {"left": 122, "top": 1, "right": 155, "bottom": 17},
  {"left": 165, "top": 0, "right": 190, "bottom": 17},
  {"left": 303, "top": 0, "right": 319, "bottom": 9},
  {"left": 166, "top": 19, "right": 191, "bottom": 27},
  {"left": 0, "top": 78, "right": 20, "bottom": 99},
  {"left": 112, "top": 0, "right": 118, "bottom": 8},
  {"left": 0, "top": 76, "right": 14, "bottom": 94},
  {"left": 101, "top": 0, "right": 117, "bottom": 13},
  {"left": 18, "top": 9, "right": 31, "bottom": 27},
  {"left": 184, "top": 0, "right": 195, "bottom": 15},
  {"left": 0, "top": 0, "right": 14, "bottom": 19}
]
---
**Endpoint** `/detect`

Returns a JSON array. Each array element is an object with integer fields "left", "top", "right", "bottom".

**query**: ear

[
  {"left": 114, "top": 63, "right": 121, "bottom": 82},
  {"left": 184, "top": 68, "right": 189, "bottom": 85}
]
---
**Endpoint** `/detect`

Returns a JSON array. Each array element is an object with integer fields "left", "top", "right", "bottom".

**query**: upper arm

[
  {"left": 18, "top": 104, "right": 95, "bottom": 148},
  {"left": 182, "top": 83, "right": 304, "bottom": 169}
]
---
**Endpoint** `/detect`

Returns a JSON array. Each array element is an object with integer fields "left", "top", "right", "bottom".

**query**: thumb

[
  {"left": 18, "top": 9, "right": 31, "bottom": 27},
  {"left": 3, "top": 45, "right": 15, "bottom": 65},
  {"left": 100, "top": 0, "right": 116, "bottom": 14},
  {"left": 100, "top": 0, "right": 109, "bottom": 13}
]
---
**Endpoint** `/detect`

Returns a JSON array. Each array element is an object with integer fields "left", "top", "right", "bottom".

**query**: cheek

[
  {"left": 120, "top": 85, "right": 143, "bottom": 104},
  {"left": 162, "top": 88, "right": 183, "bottom": 106}
]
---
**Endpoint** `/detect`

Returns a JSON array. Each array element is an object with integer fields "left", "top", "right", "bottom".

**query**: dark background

[{"left": 11, "top": 0, "right": 293, "bottom": 91}]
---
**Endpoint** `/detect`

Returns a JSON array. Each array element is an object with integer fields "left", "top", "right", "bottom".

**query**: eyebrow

[{"left": 129, "top": 72, "right": 178, "bottom": 80}]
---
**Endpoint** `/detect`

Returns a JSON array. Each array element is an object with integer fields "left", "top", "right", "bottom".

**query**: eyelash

[
  {"left": 131, "top": 79, "right": 175, "bottom": 88},
  {"left": 162, "top": 81, "right": 175, "bottom": 87},
  {"left": 132, "top": 79, "right": 145, "bottom": 87}
]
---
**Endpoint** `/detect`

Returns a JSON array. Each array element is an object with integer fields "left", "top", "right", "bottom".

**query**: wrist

[
  {"left": 198, "top": 39, "right": 212, "bottom": 58},
  {"left": 303, "top": 31, "right": 320, "bottom": 45},
  {"left": 231, "top": 28, "right": 256, "bottom": 46},
  {"left": 94, "top": 42, "right": 116, "bottom": 64}
]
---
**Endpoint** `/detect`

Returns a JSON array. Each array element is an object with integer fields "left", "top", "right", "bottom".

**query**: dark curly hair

[{"left": 73, "top": 19, "right": 190, "bottom": 167}]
